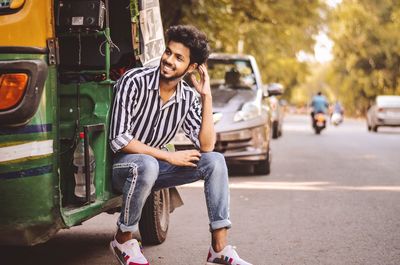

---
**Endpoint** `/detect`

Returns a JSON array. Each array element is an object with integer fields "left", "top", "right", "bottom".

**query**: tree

[
  {"left": 328, "top": 0, "right": 400, "bottom": 115},
  {"left": 159, "top": 0, "right": 325, "bottom": 98}
]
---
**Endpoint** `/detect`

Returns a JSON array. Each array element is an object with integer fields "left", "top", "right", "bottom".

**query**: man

[
  {"left": 310, "top": 91, "right": 329, "bottom": 127},
  {"left": 332, "top": 100, "right": 344, "bottom": 116},
  {"left": 109, "top": 25, "right": 252, "bottom": 265}
]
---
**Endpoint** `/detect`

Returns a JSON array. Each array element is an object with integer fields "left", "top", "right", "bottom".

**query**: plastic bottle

[{"left": 73, "top": 132, "right": 96, "bottom": 201}]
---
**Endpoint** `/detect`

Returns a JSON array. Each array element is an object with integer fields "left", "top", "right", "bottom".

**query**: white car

[{"left": 367, "top": 95, "right": 400, "bottom": 132}]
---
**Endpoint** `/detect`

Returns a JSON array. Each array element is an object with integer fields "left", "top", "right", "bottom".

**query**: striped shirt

[{"left": 109, "top": 66, "right": 202, "bottom": 153}]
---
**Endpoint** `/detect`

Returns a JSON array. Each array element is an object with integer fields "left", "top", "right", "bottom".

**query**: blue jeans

[{"left": 112, "top": 152, "right": 231, "bottom": 233}]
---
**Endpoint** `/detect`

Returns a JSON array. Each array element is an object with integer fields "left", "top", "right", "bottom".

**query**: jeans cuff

[
  {"left": 209, "top": 219, "right": 232, "bottom": 232},
  {"left": 118, "top": 220, "right": 139, "bottom": 233}
]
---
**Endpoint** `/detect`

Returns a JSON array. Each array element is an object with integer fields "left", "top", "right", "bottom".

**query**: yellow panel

[
  {"left": 0, "top": 0, "right": 54, "bottom": 48},
  {"left": 10, "top": 0, "right": 26, "bottom": 9}
]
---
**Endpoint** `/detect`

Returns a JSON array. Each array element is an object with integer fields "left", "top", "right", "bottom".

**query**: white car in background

[{"left": 367, "top": 95, "right": 400, "bottom": 132}]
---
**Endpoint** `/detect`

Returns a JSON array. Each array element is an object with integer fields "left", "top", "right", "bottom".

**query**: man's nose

[{"left": 165, "top": 54, "right": 174, "bottom": 64}]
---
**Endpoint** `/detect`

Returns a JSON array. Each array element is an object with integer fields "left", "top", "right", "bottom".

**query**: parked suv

[{"left": 170, "top": 53, "right": 282, "bottom": 174}]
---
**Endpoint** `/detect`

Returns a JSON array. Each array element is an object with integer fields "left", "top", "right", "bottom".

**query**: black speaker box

[{"left": 57, "top": 0, "right": 105, "bottom": 32}]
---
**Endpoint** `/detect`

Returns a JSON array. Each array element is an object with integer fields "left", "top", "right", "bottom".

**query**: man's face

[{"left": 160, "top": 41, "right": 196, "bottom": 81}]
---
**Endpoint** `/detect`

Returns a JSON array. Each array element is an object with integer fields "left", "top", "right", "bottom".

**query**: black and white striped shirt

[{"left": 109, "top": 66, "right": 202, "bottom": 153}]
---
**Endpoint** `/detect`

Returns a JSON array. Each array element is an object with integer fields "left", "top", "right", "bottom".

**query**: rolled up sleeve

[{"left": 110, "top": 131, "right": 134, "bottom": 153}]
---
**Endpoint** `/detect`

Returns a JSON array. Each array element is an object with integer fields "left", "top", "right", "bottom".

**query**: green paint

[
  {"left": 0, "top": 157, "right": 53, "bottom": 174},
  {"left": 0, "top": 173, "right": 56, "bottom": 224}
]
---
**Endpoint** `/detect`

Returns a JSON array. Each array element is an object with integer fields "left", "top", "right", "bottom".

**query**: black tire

[
  {"left": 272, "top": 121, "right": 279, "bottom": 139},
  {"left": 367, "top": 124, "right": 371, "bottom": 131},
  {"left": 372, "top": 125, "right": 378, "bottom": 132},
  {"left": 254, "top": 150, "right": 271, "bottom": 175},
  {"left": 139, "top": 189, "right": 170, "bottom": 245}
]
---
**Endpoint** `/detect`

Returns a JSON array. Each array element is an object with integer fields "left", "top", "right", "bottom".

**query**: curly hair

[{"left": 165, "top": 25, "right": 210, "bottom": 65}]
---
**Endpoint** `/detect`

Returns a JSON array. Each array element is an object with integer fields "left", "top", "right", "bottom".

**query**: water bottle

[{"left": 73, "top": 132, "right": 96, "bottom": 202}]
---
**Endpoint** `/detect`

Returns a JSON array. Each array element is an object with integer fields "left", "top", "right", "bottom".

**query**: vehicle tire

[
  {"left": 315, "top": 127, "right": 321, "bottom": 134},
  {"left": 367, "top": 124, "right": 371, "bottom": 131},
  {"left": 139, "top": 189, "right": 170, "bottom": 245},
  {"left": 372, "top": 125, "right": 378, "bottom": 132},
  {"left": 272, "top": 121, "right": 279, "bottom": 139},
  {"left": 254, "top": 151, "right": 271, "bottom": 175}
]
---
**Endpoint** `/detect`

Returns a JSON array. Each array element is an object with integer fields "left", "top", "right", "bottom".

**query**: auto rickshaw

[{"left": 0, "top": 0, "right": 181, "bottom": 246}]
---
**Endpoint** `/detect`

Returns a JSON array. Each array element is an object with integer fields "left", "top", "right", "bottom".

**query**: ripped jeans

[{"left": 112, "top": 152, "right": 231, "bottom": 233}]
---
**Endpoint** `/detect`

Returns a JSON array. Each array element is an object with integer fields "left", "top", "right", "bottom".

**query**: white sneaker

[
  {"left": 110, "top": 238, "right": 149, "bottom": 265},
  {"left": 205, "top": 245, "right": 253, "bottom": 265}
]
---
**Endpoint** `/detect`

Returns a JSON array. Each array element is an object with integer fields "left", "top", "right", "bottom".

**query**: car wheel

[
  {"left": 139, "top": 189, "right": 170, "bottom": 245},
  {"left": 272, "top": 121, "right": 279, "bottom": 139},
  {"left": 367, "top": 123, "right": 371, "bottom": 131},
  {"left": 372, "top": 125, "right": 378, "bottom": 132}
]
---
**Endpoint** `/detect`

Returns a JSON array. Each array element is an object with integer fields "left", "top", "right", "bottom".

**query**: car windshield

[{"left": 207, "top": 59, "right": 256, "bottom": 90}]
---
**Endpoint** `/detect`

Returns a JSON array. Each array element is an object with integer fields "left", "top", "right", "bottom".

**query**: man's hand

[
  {"left": 190, "top": 64, "right": 211, "bottom": 98},
  {"left": 166, "top": 150, "right": 201, "bottom": 167}
]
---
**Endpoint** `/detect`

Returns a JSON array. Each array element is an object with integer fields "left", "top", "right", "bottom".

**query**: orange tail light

[
  {"left": 316, "top": 114, "right": 325, "bottom": 122},
  {"left": 0, "top": 73, "right": 29, "bottom": 110}
]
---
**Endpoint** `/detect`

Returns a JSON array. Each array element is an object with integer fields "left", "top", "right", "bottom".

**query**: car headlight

[
  {"left": 213, "top": 112, "right": 223, "bottom": 124},
  {"left": 233, "top": 102, "right": 260, "bottom": 122}
]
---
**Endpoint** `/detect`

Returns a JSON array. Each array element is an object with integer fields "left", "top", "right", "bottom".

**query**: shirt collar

[
  {"left": 175, "top": 82, "right": 185, "bottom": 103},
  {"left": 148, "top": 66, "right": 160, "bottom": 91}
]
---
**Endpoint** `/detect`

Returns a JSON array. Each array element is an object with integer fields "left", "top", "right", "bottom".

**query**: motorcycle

[{"left": 313, "top": 112, "right": 327, "bottom": 134}]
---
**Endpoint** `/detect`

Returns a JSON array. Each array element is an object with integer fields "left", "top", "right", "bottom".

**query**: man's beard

[{"left": 160, "top": 60, "right": 190, "bottom": 81}]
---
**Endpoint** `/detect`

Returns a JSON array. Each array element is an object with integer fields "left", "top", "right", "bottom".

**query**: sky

[
  {"left": 314, "top": 31, "right": 334, "bottom": 63},
  {"left": 297, "top": 0, "right": 342, "bottom": 63},
  {"left": 326, "top": 0, "right": 342, "bottom": 8}
]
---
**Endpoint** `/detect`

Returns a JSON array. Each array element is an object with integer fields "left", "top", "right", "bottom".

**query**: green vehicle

[{"left": 0, "top": 0, "right": 181, "bottom": 246}]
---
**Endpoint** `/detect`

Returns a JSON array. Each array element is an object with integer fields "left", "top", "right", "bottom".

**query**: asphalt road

[{"left": 2, "top": 114, "right": 400, "bottom": 265}]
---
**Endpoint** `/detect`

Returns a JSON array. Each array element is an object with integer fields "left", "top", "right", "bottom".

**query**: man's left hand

[{"left": 190, "top": 64, "right": 211, "bottom": 98}]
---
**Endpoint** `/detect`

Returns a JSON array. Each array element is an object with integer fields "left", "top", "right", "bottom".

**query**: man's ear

[{"left": 187, "top": 63, "right": 198, "bottom": 74}]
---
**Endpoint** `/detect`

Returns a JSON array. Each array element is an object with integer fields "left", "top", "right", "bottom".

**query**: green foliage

[
  {"left": 159, "top": 0, "right": 325, "bottom": 98},
  {"left": 328, "top": 0, "right": 400, "bottom": 115}
]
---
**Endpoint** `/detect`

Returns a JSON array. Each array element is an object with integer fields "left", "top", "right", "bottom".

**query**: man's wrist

[{"left": 201, "top": 93, "right": 212, "bottom": 101}]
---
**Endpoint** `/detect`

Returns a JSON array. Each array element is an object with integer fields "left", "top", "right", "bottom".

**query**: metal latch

[{"left": 47, "top": 38, "right": 59, "bottom": 65}]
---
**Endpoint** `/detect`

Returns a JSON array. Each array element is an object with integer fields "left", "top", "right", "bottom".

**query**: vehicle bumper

[
  {"left": 214, "top": 125, "right": 268, "bottom": 163},
  {"left": 376, "top": 117, "right": 400, "bottom": 126}
]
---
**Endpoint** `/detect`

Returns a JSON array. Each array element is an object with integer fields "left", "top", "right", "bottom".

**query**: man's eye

[{"left": 177, "top": 56, "right": 183, "bottom": 61}]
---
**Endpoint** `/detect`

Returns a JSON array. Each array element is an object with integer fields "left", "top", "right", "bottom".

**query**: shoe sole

[
  {"left": 109, "top": 242, "right": 126, "bottom": 265},
  {"left": 206, "top": 259, "right": 251, "bottom": 265}
]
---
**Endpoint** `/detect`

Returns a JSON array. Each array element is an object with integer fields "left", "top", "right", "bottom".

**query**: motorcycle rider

[
  {"left": 310, "top": 91, "right": 329, "bottom": 128},
  {"left": 332, "top": 100, "right": 344, "bottom": 116}
]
